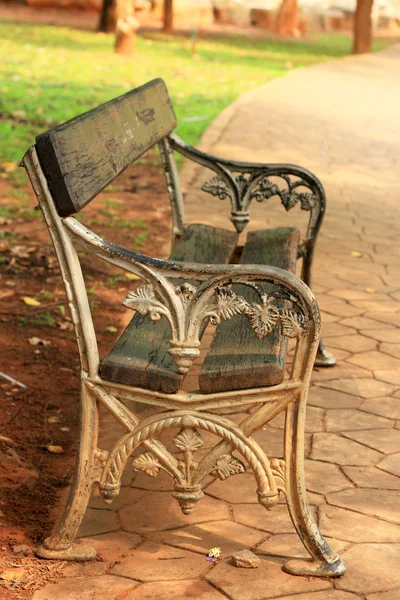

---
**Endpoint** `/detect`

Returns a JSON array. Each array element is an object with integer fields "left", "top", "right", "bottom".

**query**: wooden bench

[{"left": 22, "top": 78, "right": 345, "bottom": 578}]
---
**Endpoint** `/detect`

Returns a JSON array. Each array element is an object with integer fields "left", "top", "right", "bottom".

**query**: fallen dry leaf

[
  {"left": 0, "top": 161, "right": 17, "bottom": 173},
  {"left": 125, "top": 273, "right": 140, "bottom": 280},
  {"left": 47, "top": 416, "right": 60, "bottom": 424},
  {"left": 22, "top": 296, "right": 41, "bottom": 307},
  {"left": 46, "top": 445, "right": 64, "bottom": 454},
  {"left": 106, "top": 326, "right": 118, "bottom": 333}
]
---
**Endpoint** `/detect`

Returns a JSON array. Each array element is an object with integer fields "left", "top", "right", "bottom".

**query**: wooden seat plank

[
  {"left": 100, "top": 224, "right": 238, "bottom": 394},
  {"left": 198, "top": 227, "right": 300, "bottom": 394}
]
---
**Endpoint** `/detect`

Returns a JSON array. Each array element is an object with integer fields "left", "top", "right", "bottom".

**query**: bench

[{"left": 22, "top": 78, "right": 345, "bottom": 578}]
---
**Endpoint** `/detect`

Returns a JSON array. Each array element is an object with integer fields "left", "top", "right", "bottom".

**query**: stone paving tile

[
  {"left": 347, "top": 350, "right": 400, "bottom": 371},
  {"left": 131, "top": 468, "right": 175, "bottom": 491},
  {"left": 62, "top": 561, "right": 110, "bottom": 578},
  {"left": 335, "top": 544, "right": 400, "bottom": 594},
  {"left": 328, "top": 289, "right": 389, "bottom": 301},
  {"left": 88, "top": 486, "right": 147, "bottom": 510},
  {"left": 275, "top": 591, "right": 357, "bottom": 600},
  {"left": 377, "top": 453, "right": 400, "bottom": 477},
  {"left": 206, "top": 554, "right": 332, "bottom": 600},
  {"left": 328, "top": 334, "right": 378, "bottom": 353},
  {"left": 316, "top": 299, "right": 361, "bottom": 318},
  {"left": 325, "top": 409, "right": 393, "bottom": 431},
  {"left": 311, "top": 364, "right": 373, "bottom": 383},
  {"left": 364, "top": 329, "right": 400, "bottom": 343},
  {"left": 310, "top": 433, "right": 384, "bottom": 466},
  {"left": 205, "top": 473, "right": 260, "bottom": 504},
  {"left": 316, "top": 378, "right": 395, "bottom": 399},
  {"left": 319, "top": 504, "right": 400, "bottom": 543},
  {"left": 361, "top": 397, "right": 400, "bottom": 419},
  {"left": 342, "top": 428, "right": 400, "bottom": 454},
  {"left": 76, "top": 508, "right": 119, "bottom": 539},
  {"left": 75, "top": 531, "right": 142, "bottom": 562},
  {"left": 232, "top": 503, "right": 317, "bottom": 534},
  {"left": 110, "top": 541, "right": 212, "bottom": 581},
  {"left": 252, "top": 423, "right": 297, "bottom": 453},
  {"left": 381, "top": 343, "right": 400, "bottom": 358},
  {"left": 366, "top": 591, "right": 400, "bottom": 600},
  {"left": 365, "top": 313, "right": 400, "bottom": 327},
  {"left": 374, "top": 369, "right": 400, "bottom": 385},
  {"left": 123, "top": 580, "right": 228, "bottom": 599},
  {"left": 321, "top": 322, "right": 358, "bottom": 337},
  {"left": 304, "top": 459, "right": 352, "bottom": 495},
  {"left": 339, "top": 316, "right": 392, "bottom": 330},
  {"left": 307, "top": 387, "right": 361, "bottom": 409},
  {"left": 33, "top": 575, "right": 140, "bottom": 600},
  {"left": 342, "top": 466, "right": 400, "bottom": 490},
  {"left": 148, "top": 520, "right": 267, "bottom": 555},
  {"left": 256, "top": 533, "right": 348, "bottom": 560},
  {"left": 326, "top": 488, "right": 400, "bottom": 523},
  {"left": 119, "top": 490, "right": 229, "bottom": 533}
]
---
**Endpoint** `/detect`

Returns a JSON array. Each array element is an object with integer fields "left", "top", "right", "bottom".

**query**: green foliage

[
  {"left": 1, "top": 21, "right": 397, "bottom": 167},
  {"left": 32, "top": 311, "right": 55, "bottom": 327}
]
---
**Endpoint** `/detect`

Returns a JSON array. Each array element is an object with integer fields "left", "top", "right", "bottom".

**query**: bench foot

[
  {"left": 283, "top": 557, "right": 346, "bottom": 578},
  {"left": 314, "top": 340, "right": 336, "bottom": 367},
  {"left": 36, "top": 540, "right": 97, "bottom": 561}
]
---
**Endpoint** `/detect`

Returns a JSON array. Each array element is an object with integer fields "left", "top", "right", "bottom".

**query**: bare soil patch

[{"left": 0, "top": 151, "right": 171, "bottom": 598}]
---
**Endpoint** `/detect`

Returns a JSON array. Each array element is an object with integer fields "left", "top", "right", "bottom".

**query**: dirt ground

[{"left": 0, "top": 152, "right": 172, "bottom": 599}]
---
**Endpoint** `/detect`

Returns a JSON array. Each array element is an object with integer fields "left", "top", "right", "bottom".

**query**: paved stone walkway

[{"left": 34, "top": 46, "right": 400, "bottom": 599}]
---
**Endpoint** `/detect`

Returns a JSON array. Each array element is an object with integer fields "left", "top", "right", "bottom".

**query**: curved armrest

[{"left": 64, "top": 217, "right": 321, "bottom": 354}]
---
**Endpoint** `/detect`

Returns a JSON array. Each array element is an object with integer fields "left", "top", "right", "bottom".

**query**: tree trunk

[
  {"left": 115, "top": 0, "right": 138, "bottom": 55},
  {"left": 98, "top": 0, "right": 117, "bottom": 33},
  {"left": 353, "top": 0, "right": 374, "bottom": 54},
  {"left": 163, "top": 0, "right": 173, "bottom": 33},
  {"left": 213, "top": 7, "right": 223, "bottom": 23},
  {"left": 274, "top": 0, "right": 299, "bottom": 36}
]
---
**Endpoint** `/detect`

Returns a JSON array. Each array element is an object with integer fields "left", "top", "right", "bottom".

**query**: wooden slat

[
  {"left": 199, "top": 227, "right": 300, "bottom": 394},
  {"left": 36, "top": 79, "right": 176, "bottom": 217},
  {"left": 100, "top": 225, "right": 238, "bottom": 394}
]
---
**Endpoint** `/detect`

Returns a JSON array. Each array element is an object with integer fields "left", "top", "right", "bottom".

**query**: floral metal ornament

[
  {"left": 246, "top": 295, "right": 280, "bottom": 340},
  {"left": 211, "top": 454, "right": 246, "bottom": 480},
  {"left": 202, "top": 175, "right": 233, "bottom": 200},
  {"left": 201, "top": 171, "right": 318, "bottom": 231},
  {"left": 122, "top": 284, "right": 168, "bottom": 321},
  {"left": 122, "top": 283, "right": 307, "bottom": 373}
]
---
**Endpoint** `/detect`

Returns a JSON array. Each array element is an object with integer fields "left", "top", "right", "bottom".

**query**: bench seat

[{"left": 100, "top": 225, "right": 299, "bottom": 395}]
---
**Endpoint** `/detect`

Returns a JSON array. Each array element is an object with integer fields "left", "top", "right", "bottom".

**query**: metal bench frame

[{"left": 22, "top": 80, "right": 345, "bottom": 578}]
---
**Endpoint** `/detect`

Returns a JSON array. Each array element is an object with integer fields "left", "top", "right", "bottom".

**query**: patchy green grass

[{"left": 0, "top": 21, "right": 398, "bottom": 166}]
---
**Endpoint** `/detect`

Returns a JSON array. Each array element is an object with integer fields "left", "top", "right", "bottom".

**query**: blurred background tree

[
  {"left": 353, "top": 0, "right": 374, "bottom": 52},
  {"left": 163, "top": 0, "right": 174, "bottom": 32}
]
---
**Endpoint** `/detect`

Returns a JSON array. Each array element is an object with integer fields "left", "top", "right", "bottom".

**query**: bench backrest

[{"left": 35, "top": 78, "right": 176, "bottom": 217}]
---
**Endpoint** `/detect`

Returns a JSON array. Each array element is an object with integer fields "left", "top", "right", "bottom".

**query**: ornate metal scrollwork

[
  {"left": 202, "top": 175, "right": 233, "bottom": 201},
  {"left": 100, "top": 412, "right": 281, "bottom": 515},
  {"left": 201, "top": 171, "right": 317, "bottom": 232},
  {"left": 123, "top": 283, "right": 307, "bottom": 372}
]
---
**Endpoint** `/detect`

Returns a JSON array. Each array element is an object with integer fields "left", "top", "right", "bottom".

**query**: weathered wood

[
  {"left": 100, "top": 224, "right": 238, "bottom": 393},
  {"left": 199, "top": 228, "right": 300, "bottom": 394},
  {"left": 35, "top": 79, "right": 176, "bottom": 217}
]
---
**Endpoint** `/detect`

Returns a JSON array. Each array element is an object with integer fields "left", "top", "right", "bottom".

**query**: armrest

[{"left": 168, "top": 132, "right": 326, "bottom": 244}]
